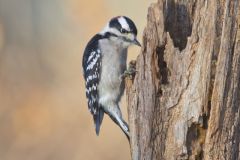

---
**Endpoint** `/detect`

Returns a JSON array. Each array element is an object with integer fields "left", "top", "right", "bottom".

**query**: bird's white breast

[{"left": 98, "top": 39, "right": 127, "bottom": 109}]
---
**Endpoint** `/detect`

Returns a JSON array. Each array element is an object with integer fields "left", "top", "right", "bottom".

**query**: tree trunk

[{"left": 126, "top": 0, "right": 240, "bottom": 159}]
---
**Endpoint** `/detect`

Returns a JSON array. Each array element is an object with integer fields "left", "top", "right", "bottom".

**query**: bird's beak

[{"left": 133, "top": 38, "right": 141, "bottom": 47}]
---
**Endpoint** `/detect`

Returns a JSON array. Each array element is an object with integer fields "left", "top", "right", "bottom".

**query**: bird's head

[{"left": 100, "top": 16, "right": 141, "bottom": 48}]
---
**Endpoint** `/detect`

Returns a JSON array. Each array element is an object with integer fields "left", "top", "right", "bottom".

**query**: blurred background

[{"left": 0, "top": 0, "right": 155, "bottom": 160}]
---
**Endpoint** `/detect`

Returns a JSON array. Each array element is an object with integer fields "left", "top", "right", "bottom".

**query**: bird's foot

[{"left": 120, "top": 60, "right": 137, "bottom": 80}]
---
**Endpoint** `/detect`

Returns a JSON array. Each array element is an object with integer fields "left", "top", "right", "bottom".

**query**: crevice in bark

[
  {"left": 186, "top": 114, "right": 208, "bottom": 160},
  {"left": 156, "top": 45, "right": 168, "bottom": 85},
  {"left": 163, "top": 1, "right": 193, "bottom": 51},
  {"left": 207, "top": 52, "right": 216, "bottom": 117},
  {"left": 141, "top": 35, "right": 148, "bottom": 79}
]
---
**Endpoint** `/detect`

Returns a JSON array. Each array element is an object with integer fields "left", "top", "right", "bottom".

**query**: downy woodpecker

[{"left": 82, "top": 16, "right": 140, "bottom": 140}]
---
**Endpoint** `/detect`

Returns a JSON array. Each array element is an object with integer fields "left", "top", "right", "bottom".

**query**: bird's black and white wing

[{"left": 82, "top": 34, "right": 104, "bottom": 135}]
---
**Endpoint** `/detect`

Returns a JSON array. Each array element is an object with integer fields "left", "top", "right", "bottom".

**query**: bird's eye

[{"left": 120, "top": 28, "right": 128, "bottom": 34}]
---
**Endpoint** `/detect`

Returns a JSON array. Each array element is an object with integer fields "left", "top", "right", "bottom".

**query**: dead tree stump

[{"left": 126, "top": 0, "right": 240, "bottom": 159}]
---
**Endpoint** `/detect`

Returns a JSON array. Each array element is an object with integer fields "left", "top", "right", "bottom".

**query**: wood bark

[{"left": 126, "top": 0, "right": 240, "bottom": 159}]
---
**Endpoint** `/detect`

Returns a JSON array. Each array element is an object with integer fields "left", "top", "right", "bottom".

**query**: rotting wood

[{"left": 126, "top": 0, "right": 240, "bottom": 159}]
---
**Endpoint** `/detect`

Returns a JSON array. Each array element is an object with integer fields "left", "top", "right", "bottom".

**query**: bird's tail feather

[{"left": 94, "top": 108, "right": 104, "bottom": 135}]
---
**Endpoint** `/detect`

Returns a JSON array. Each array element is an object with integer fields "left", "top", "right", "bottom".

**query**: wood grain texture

[{"left": 126, "top": 0, "right": 240, "bottom": 159}]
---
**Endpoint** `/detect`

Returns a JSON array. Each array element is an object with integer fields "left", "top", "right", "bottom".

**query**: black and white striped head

[{"left": 100, "top": 16, "right": 141, "bottom": 47}]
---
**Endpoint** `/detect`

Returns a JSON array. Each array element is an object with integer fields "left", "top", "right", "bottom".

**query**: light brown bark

[{"left": 126, "top": 0, "right": 240, "bottom": 159}]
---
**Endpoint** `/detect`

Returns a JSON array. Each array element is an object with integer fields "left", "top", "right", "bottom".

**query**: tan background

[{"left": 0, "top": 0, "right": 155, "bottom": 160}]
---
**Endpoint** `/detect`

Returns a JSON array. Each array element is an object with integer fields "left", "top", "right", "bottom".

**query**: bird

[{"left": 82, "top": 16, "right": 141, "bottom": 140}]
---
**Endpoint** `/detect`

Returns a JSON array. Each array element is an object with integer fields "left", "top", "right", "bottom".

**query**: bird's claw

[{"left": 120, "top": 60, "right": 137, "bottom": 80}]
